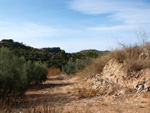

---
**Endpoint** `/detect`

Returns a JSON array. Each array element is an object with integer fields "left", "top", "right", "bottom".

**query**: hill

[
  {"left": 80, "top": 49, "right": 109, "bottom": 55},
  {"left": 78, "top": 42, "right": 150, "bottom": 97},
  {"left": 0, "top": 39, "right": 91, "bottom": 68}
]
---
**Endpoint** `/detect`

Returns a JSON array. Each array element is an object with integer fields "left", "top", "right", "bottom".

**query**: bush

[
  {"left": 77, "top": 86, "right": 99, "bottom": 99},
  {"left": 0, "top": 47, "right": 28, "bottom": 95},
  {"left": 62, "top": 58, "right": 90, "bottom": 74},
  {"left": 92, "top": 54, "right": 111, "bottom": 74},
  {"left": 0, "top": 47, "right": 47, "bottom": 96},
  {"left": 111, "top": 45, "right": 142, "bottom": 63},
  {"left": 85, "top": 50, "right": 98, "bottom": 58},
  {"left": 111, "top": 42, "right": 150, "bottom": 73},
  {"left": 26, "top": 61, "right": 47, "bottom": 85},
  {"left": 77, "top": 53, "right": 111, "bottom": 78},
  {"left": 47, "top": 68, "right": 61, "bottom": 76}
]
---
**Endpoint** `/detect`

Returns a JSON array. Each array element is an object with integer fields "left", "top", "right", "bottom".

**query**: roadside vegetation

[
  {"left": 0, "top": 47, "right": 47, "bottom": 97},
  {"left": 78, "top": 37, "right": 150, "bottom": 78},
  {"left": 77, "top": 34, "right": 150, "bottom": 100},
  {"left": 77, "top": 52, "right": 111, "bottom": 78},
  {"left": 62, "top": 58, "right": 90, "bottom": 74},
  {"left": 111, "top": 42, "right": 150, "bottom": 73}
]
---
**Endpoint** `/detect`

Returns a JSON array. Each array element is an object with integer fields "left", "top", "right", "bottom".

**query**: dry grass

[
  {"left": 0, "top": 96, "right": 25, "bottom": 113},
  {"left": 77, "top": 53, "right": 111, "bottom": 78},
  {"left": 111, "top": 42, "right": 150, "bottom": 74},
  {"left": 111, "top": 45, "right": 142, "bottom": 64},
  {"left": 142, "top": 92, "right": 150, "bottom": 99},
  {"left": 76, "top": 82, "right": 123, "bottom": 99},
  {"left": 78, "top": 41, "right": 150, "bottom": 79},
  {"left": 98, "top": 102, "right": 109, "bottom": 106},
  {"left": 47, "top": 68, "right": 61, "bottom": 76},
  {"left": 124, "top": 87, "right": 136, "bottom": 94},
  {"left": 0, "top": 99, "right": 94, "bottom": 113},
  {"left": 76, "top": 86, "right": 99, "bottom": 99},
  {"left": 0, "top": 96, "right": 62, "bottom": 113}
]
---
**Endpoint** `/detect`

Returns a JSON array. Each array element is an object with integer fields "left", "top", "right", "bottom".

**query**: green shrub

[
  {"left": 77, "top": 53, "right": 111, "bottom": 78},
  {"left": 26, "top": 61, "right": 47, "bottom": 85},
  {"left": 0, "top": 47, "right": 28, "bottom": 95},
  {"left": 0, "top": 47, "right": 47, "bottom": 96},
  {"left": 62, "top": 58, "right": 90, "bottom": 74},
  {"left": 85, "top": 50, "right": 98, "bottom": 58}
]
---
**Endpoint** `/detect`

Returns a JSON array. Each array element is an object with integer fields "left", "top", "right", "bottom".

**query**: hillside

[
  {"left": 0, "top": 39, "right": 66, "bottom": 68},
  {"left": 79, "top": 43, "right": 150, "bottom": 93},
  {"left": 80, "top": 49, "right": 109, "bottom": 55},
  {"left": 0, "top": 39, "right": 99, "bottom": 69}
]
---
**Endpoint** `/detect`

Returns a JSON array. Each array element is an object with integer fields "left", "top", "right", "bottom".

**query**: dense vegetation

[
  {"left": 0, "top": 39, "right": 104, "bottom": 97},
  {"left": 0, "top": 39, "right": 66, "bottom": 68},
  {"left": 0, "top": 47, "right": 47, "bottom": 97},
  {"left": 0, "top": 39, "right": 101, "bottom": 70},
  {"left": 80, "top": 49, "right": 109, "bottom": 56},
  {"left": 62, "top": 58, "right": 90, "bottom": 74}
]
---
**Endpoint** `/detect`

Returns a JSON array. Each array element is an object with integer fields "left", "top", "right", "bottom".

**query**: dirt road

[{"left": 24, "top": 75, "right": 150, "bottom": 113}]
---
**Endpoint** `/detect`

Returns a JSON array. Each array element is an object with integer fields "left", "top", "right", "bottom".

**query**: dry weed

[
  {"left": 142, "top": 92, "right": 150, "bottom": 99},
  {"left": 77, "top": 86, "right": 99, "bottom": 99},
  {"left": 47, "top": 68, "right": 61, "bottom": 76},
  {"left": 77, "top": 53, "right": 111, "bottom": 79},
  {"left": 111, "top": 43, "right": 150, "bottom": 75},
  {"left": 124, "top": 87, "right": 136, "bottom": 94}
]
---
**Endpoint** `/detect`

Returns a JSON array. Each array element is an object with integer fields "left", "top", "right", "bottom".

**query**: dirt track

[{"left": 24, "top": 75, "right": 150, "bottom": 113}]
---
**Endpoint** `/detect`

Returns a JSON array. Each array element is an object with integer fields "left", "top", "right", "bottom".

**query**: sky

[{"left": 0, "top": 0, "right": 150, "bottom": 52}]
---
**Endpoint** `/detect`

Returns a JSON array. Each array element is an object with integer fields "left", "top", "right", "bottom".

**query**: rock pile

[{"left": 134, "top": 79, "right": 150, "bottom": 93}]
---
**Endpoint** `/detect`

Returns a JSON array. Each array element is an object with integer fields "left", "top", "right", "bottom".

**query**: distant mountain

[
  {"left": 0, "top": 39, "right": 33, "bottom": 50},
  {"left": 0, "top": 39, "right": 62, "bottom": 54},
  {"left": 80, "top": 49, "right": 110, "bottom": 55}
]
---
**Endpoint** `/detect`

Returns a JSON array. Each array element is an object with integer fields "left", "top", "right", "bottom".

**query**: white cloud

[
  {"left": 113, "top": 9, "right": 150, "bottom": 24},
  {"left": 68, "top": 0, "right": 147, "bottom": 14},
  {"left": 0, "top": 20, "right": 85, "bottom": 50},
  {"left": 0, "top": 21, "right": 84, "bottom": 40},
  {"left": 88, "top": 25, "right": 135, "bottom": 31},
  {"left": 68, "top": 0, "right": 150, "bottom": 25},
  {"left": 0, "top": 21, "right": 57, "bottom": 39}
]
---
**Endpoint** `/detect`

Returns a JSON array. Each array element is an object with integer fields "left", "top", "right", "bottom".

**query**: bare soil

[{"left": 22, "top": 74, "right": 150, "bottom": 113}]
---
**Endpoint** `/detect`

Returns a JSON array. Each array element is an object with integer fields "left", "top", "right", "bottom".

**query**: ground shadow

[
  {"left": 47, "top": 76, "right": 65, "bottom": 80},
  {"left": 10, "top": 76, "right": 76, "bottom": 110},
  {"left": 13, "top": 92, "right": 76, "bottom": 109},
  {"left": 29, "top": 82, "right": 74, "bottom": 91}
]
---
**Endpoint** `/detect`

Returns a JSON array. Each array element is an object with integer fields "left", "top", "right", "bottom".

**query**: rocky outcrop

[
  {"left": 96, "top": 59, "right": 150, "bottom": 93},
  {"left": 134, "top": 79, "right": 150, "bottom": 93},
  {"left": 101, "top": 59, "right": 127, "bottom": 86}
]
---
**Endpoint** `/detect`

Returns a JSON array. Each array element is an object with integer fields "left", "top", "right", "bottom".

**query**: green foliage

[
  {"left": 1, "top": 39, "right": 14, "bottom": 43},
  {"left": 62, "top": 58, "right": 90, "bottom": 74},
  {"left": 43, "top": 47, "right": 61, "bottom": 53},
  {"left": 0, "top": 39, "right": 96, "bottom": 70},
  {"left": 0, "top": 47, "right": 28, "bottom": 95},
  {"left": 85, "top": 50, "right": 98, "bottom": 58},
  {"left": 77, "top": 53, "right": 111, "bottom": 78},
  {"left": 26, "top": 61, "right": 47, "bottom": 85},
  {"left": 0, "top": 47, "right": 47, "bottom": 96}
]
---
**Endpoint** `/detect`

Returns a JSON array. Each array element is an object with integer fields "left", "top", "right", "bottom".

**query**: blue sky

[{"left": 0, "top": 0, "right": 150, "bottom": 52}]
